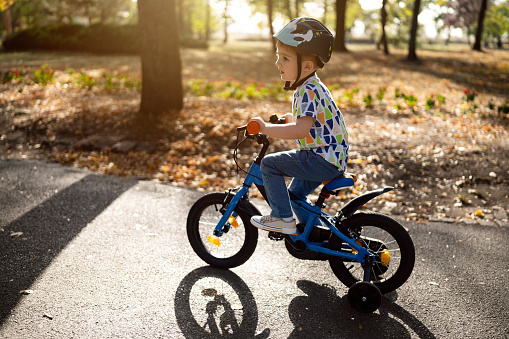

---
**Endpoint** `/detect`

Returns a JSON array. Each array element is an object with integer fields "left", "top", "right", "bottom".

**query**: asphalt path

[{"left": 1, "top": 159, "right": 508, "bottom": 338}]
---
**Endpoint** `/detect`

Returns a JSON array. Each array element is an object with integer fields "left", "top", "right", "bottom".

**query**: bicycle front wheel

[
  {"left": 187, "top": 192, "right": 258, "bottom": 269},
  {"left": 329, "top": 212, "right": 415, "bottom": 294}
]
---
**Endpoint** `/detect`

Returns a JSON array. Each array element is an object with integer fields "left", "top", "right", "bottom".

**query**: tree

[
  {"left": 205, "top": 0, "right": 211, "bottom": 41},
  {"left": 322, "top": 0, "right": 329, "bottom": 25},
  {"left": 443, "top": 0, "right": 481, "bottom": 43},
  {"left": 407, "top": 0, "right": 421, "bottom": 61},
  {"left": 137, "top": 0, "right": 183, "bottom": 128},
  {"left": 1, "top": 0, "right": 15, "bottom": 36},
  {"left": 334, "top": 0, "right": 348, "bottom": 52},
  {"left": 267, "top": 0, "right": 276, "bottom": 51},
  {"left": 383, "top": 0, "right": 415, "bottom": 47},
  {"left": 222, "top": 0, "right": 230, "bottom": 44},
  {"left": 284, "top": 0, "right": 293, "bottom": 19},
  {"left": 177, "top": 0, "right": 191, "bottom": 38},
  {"left": 176, "top": 0, "right": 213, "bottom": 41},
  {"left": 484, "top": 1, "right": 509, "bottom": 48},
  {"left": 379, "top": 0, "right": 389, "bottom": 55},
  {"left": 472, "top": 0, "right": 488, "bottom": 51}
]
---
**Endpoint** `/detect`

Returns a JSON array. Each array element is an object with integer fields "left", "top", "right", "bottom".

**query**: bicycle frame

[{"left": 212, "top": 135, "right": 373, "bottom": 267}]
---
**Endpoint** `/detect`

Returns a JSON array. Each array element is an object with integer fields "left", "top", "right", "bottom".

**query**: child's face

[{"left": 275, "top": 44, "right": 299, "bottom": 82}]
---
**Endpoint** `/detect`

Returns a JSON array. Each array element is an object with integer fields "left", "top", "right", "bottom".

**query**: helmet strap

[
  {"left": 283, "top": 54, "right": 316, "bottom": 91},
  {"left": 284, "top": 54, "right": 302, "bottom": 91}
]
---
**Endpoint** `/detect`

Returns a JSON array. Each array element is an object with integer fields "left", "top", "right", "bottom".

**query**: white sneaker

[{"left": 250, "top": 215, "right": 296, "bottom": 235}]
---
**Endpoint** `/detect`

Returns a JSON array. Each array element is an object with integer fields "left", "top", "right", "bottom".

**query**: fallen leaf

[{"left": 10, "top": 231, "right": 24, "bottom": 238}]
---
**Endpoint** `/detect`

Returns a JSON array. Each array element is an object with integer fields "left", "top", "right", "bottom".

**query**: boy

[{"left": 250, "top": 17, "right": 349, "bottom": 235}]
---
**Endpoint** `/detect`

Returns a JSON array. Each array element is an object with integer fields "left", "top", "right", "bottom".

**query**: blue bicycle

[{"left": 187, "top": 115, "right": 415, "bottom": 313}]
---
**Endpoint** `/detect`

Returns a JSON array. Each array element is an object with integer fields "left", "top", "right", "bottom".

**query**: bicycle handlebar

[{"left": 246, "top": 120, "right": 261, "bottom": 134}]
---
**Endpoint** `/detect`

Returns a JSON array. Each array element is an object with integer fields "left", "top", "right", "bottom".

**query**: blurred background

[{"left": 1, "top": 0, "right": 508, "bottom": 53}]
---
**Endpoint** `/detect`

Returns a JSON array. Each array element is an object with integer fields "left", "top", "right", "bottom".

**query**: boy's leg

[
  {"left": 251, "top": 150, "right": 343, "bottom": 234},
  {"left": 258, "top": 151, "right": 295, "bottom": 219},
  {"left": 251, "top": 151, "right": 301, "bottom": 234},
  {"left": 289, "top": 178, "right": 321, "bottom": 224}
]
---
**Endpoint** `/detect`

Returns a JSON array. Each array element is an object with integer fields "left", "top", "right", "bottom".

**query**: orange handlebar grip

[{"left": 246, "top": 121, "right": 261, "bottom": 134}]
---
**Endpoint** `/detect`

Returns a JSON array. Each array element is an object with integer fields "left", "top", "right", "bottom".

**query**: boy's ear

[{"left": 303, "top": 60, "right": 315, "bottom": 71}]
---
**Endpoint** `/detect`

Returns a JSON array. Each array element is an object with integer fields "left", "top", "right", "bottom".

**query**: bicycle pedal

[{"left": 268, "top": 231, "right": 285, "bottom": 241}]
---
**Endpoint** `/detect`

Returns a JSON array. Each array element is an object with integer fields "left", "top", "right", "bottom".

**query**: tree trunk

[
  {"left": 323, "top": 0, "right": 328, "bottom": 25},
  {"left": 223, "top": 0, "right": 229, "bottom": 44},
  {"left": 137, "top": 0, "right": 183, "bottom": 128},
  {"left": 407, "top": 0, "right": 421, "bottom": 61},
  {"left": 284, "top": 0, "right": 293, "bottom": 20},
  {"left": 3, "top": 7, "right": 12, "bottom": 37},
  {"left": 205, "top": 0, "right": 211, "bottom": 41},
  {"left": 178, "top": 0, "right": 192, "bottom": 38},
  {"left": 334, "top": 0, "right": 348, "bottom": 52},
  {"left": 473, "top": 0, "right": 488, "bottom": 51},
  {"left": 267, "top": 0, "right": 276, "bottom": 51},
  {"left": 380, "top": 0, "right": 389, "bottom": 55}
]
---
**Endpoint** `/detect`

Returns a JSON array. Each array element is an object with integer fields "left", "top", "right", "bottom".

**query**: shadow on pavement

[
  {"left": 288, "top": 280, "right": 436, "bottom": 338},
  {"left": 0, "top": 173, "right": 136, "bottom": 324},
  {"left": 174, "top": 266, "right": 270, "bottom": 338},
  {"left": 174, "top": 268, "right": 435, "bottom": 338}
]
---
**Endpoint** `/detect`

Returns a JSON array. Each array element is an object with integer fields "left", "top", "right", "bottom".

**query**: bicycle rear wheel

[
  {"left": 187, "top": 192, "right": 258, "bottom": 268},
  {"left": 329, "top": 212, "right": 415, "bottom": 294}
]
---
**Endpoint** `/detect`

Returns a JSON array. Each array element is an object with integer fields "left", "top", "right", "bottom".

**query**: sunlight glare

[{"left": 360, "top": 0, "right": 382, "bottom": 10}]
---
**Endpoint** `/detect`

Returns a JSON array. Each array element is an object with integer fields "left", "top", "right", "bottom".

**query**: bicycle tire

[
  {"left": 187, "top": 192, "right": 258, "bottom": 268},
  {"left": 328, "top": 212, "right": 415, "bottom": 294}
]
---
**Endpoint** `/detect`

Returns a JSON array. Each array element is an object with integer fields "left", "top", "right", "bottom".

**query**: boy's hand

[
  {"left": 249, "top": 117, "right": 266, "bottom": 133},
  {"left": 282, "top": 113, "right": 294, "bottom": 123}
]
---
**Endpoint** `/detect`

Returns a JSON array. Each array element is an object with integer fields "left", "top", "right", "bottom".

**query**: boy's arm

[{"left": 249, "top": 116, "right": 313, "bottom": 140}]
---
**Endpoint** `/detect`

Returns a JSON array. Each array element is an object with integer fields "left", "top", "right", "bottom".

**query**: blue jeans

[{"left": 260, "top": 150, "right": 344, "bottom": 220}]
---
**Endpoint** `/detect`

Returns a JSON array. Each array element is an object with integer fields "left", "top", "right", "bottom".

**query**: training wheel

[{"left": 347, "top": 281, "right": 382, "bottom": 313}]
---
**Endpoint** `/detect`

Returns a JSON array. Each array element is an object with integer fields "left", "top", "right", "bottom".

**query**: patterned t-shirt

[{"left": 293, "top": 76, "right": 349, "bottom": 171}]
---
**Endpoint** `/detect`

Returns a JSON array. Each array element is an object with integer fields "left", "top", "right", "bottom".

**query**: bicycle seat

[{"left": 322, "top": 173, "right": 356, "bottom": 192}]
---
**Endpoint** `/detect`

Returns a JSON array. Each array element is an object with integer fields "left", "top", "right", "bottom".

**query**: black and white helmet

[{"left": 273, "top": 17, "right": 334, "bottom": 66}]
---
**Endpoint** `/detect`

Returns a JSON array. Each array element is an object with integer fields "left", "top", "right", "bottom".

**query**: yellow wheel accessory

[
  {"left": 207, "top": 235, "right": 221, "bottom": 246},
  {"left": 228, "top": 216, "right": 239, "bottom": 229},
  {"left": 381, "top": 249, "right": 390, "bottom": 266},
  {"left": 352, "top": 239, "right": 363, "bottom": 255}
]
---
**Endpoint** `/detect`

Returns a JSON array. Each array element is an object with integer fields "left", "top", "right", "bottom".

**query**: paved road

[{"left": 1, "top": 159, "right": 508, "bottom": 338}]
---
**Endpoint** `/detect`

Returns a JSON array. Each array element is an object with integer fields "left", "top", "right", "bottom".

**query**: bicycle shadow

[
  {"left": 174, "top": 266, "right": 270, "bottom": 339},
  {"left": 288, "top": 280, "right": 436, "bottom": 339}
]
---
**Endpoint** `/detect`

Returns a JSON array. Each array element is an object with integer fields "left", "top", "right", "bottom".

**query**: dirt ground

[{"left": 1, "top": 43, "right": 508, "bottom": 224}]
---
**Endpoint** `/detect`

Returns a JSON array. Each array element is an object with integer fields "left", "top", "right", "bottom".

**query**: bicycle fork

[{"left": 206, "top": 187, "right": 248, "bottom": 247}]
